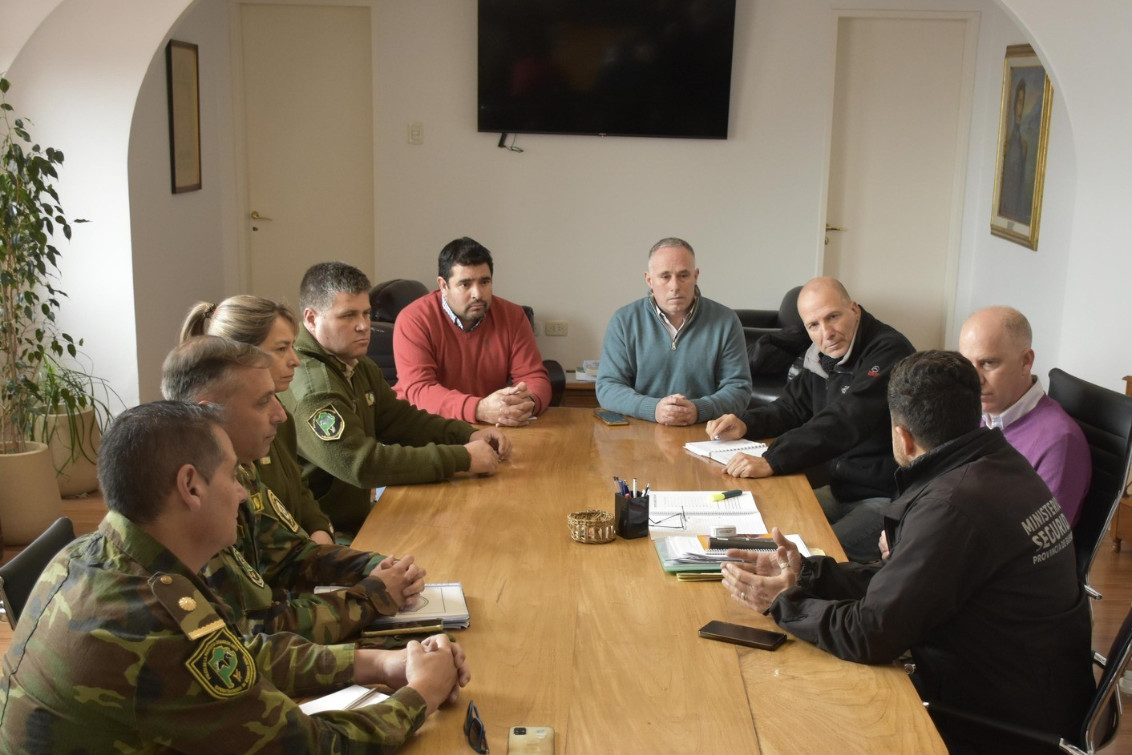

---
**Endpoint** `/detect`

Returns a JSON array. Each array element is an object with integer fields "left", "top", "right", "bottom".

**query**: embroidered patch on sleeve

[
  {"left": 308, "top": 405, "right": 345, "bottom": 441},
  {"left": 186, "top": 626, "right": 257, "bottom": 699},
  {"left": 267, "top": 488, "right": 300, "bottom": 533},
  {"left": 230, "top": 547, "right": 266, "bottom": 589}
]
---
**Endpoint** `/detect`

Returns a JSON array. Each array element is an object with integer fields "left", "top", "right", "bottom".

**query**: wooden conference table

[{"left": 354, "top": 408, "right": 945, "bottom": 754}]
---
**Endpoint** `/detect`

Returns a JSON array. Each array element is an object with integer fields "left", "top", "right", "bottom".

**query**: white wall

[
  {"left": 953, "top": 4, "right": 1076, "bottom": 379},
  {"left": 998, "top": 0, "right": 1132, "bottom": 391},
  {"left": 128, "top": 0, "right": 236, "bottom": 401},
  {"left": 7, "top": 0, "right": 1126, "bottom": 406},
  {"left": 370, "top": 0, "right": 836, "bottom": 371}
]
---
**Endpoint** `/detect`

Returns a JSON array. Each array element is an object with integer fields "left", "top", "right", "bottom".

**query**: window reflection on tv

[{"left": 478, "top": 0, "right": 737, "bottom": 140}]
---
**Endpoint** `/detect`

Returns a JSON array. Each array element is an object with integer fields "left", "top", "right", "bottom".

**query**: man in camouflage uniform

[
  {"left": 282, "top": 262, "right": 513, "bottom": 532},
  {"left": 0, "top": 401, "right": 469, "bottom": 752},
  {"left": 162, "top": 336, "right": 425, "bottom": 643}
]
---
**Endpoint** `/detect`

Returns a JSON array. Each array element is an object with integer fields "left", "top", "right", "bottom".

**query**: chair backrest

[
  {"left": 1048, "top": 368, "right": 1132, "bottom": 587},
  {"left": 0, "top": 517, "right": 76, "bottom": 628},
  {"left": 369, "top": 279, "right": 429, "bottom": 323},
  {"left": 1078, "top": 600, "right": 1132, "bottom": 751}
]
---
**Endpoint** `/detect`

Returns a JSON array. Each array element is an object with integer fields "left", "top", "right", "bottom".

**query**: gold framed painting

[
  {"left": 165, "top": 40, "right": 201, "bottom": 193},
  {"left": 990, "top": 44, "right": 1052, "bottom": 250}
]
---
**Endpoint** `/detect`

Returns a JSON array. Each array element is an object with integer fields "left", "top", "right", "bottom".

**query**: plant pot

[
  {"left": 34, "top": 406, "right": 101, "bottom": 496},
  {"left": 0, "top": 441, "right": 64, "bottom": 545}
]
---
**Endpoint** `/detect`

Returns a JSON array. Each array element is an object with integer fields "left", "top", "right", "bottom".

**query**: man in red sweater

[{"left": 393, "top": 237, "right": 551, "bottom": 425}]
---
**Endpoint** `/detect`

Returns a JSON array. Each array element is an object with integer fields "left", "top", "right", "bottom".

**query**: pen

[
  {"left": 362, "top": 622, "right": 445, "bottom": 637},
  {"left": 632, "top": 478, "right": 638, "bottom": 497},
  {"left": 710, "top": 489, "right": 743, "bottom": 502}
]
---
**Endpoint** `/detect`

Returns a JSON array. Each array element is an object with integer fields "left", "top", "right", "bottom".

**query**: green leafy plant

[{"left": 0, "top": 76, "right": 101, "bottom": 452}]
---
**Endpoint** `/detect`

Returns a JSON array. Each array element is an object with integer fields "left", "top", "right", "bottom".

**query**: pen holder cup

[{"left": 615, "top": 494, "right": 649, "bottom": 539}]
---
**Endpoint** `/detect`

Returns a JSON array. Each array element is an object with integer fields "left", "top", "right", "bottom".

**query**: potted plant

[
  {"left": 0, "top": 75, "right": 93, "bottom": 543},
  {"left": 32, "top": 359, "right": 116, "bottom": 496}
]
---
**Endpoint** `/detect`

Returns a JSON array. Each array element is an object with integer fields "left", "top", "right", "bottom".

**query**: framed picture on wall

[
  {"left": 990, "top": 43, "right": 1052, "bottom": 250},
  {"left": 165, "top": 40, "right": 201, "bottom": 193}
]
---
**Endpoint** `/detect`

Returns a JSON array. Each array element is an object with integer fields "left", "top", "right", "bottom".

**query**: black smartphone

[
  {"left": 593, "top": 409, "right": 629, "bottom": 426},
  {"left": 698, "top": 620, "right": 787, "bottom": 651}
]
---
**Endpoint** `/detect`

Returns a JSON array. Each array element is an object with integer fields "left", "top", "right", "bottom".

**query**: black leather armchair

[
  {"left": 367, "top": 279, "right": 429, "bottom": 384},
  {"left": 733, "top": 285, "right": 810, "bottom": 407},
  {"left": 365, "top": 279, "right": 565, "bottom": 407}
]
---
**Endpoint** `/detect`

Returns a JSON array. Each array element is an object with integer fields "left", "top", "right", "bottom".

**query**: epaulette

[{"left": 148, "top": 572, "right": 225, "bottom": 640}]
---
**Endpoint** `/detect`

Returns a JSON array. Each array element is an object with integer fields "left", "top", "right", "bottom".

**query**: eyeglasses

[
  {"left": 464, "top": 699, "right": 489, "bottom": 753},
  {"left": 649, "top": 509, "right": 687, "bottom": 530}
]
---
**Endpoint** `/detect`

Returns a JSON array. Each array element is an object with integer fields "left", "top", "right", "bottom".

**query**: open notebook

[{"left": 684, "top": 439, "right": 768, "bottom": 465}]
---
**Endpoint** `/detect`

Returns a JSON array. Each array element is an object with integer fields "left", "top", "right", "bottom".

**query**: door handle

[
  {"left": 250, "top": 210, "right": 272, "bottom": 221},
  {"left": 824, "top": 224, "right": 846, "bottom": 246}
]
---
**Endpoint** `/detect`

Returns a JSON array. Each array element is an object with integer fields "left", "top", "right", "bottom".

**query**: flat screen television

[{"left": 478, "top": 0, "right": 737, "bottom": 140}]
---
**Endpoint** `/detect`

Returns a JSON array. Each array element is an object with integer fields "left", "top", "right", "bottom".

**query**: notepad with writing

[
  {"left": 649, "top": 490, "right": 758, "bottom": 516},
  {"left": 684, "top": 439, "right": 768, "bottom": 465}
]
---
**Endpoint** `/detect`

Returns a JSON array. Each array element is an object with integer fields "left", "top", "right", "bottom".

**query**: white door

[
  {"left": 237, "top": 3, "right": 374, "bottom": 308},
  {"left": 825, "top": 16, "right": 974, "bottom": 350}
]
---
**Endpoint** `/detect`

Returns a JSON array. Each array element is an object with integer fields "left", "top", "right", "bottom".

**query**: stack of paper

[
  {"left": 647, "top": 490, "right": 767, "bottom": 536},
  {"left": 655, "top": 534, "right": 812, "bottom": 573},
  {"left": 299, "top": 685, "right": 389, "bottom": 714}
]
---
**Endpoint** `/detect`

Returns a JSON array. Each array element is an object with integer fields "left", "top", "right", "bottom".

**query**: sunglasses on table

[{"left": 464, "top": 699, "right": 488, "bottom": 753}]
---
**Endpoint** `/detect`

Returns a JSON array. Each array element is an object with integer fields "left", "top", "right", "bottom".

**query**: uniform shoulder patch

[
  {"left": 307, "top": 404, "right": 345, "bottom": 441},
  {"left": 149, "top": 572, "right": 226, "bottom": 641},
  {"left": 186, "top": 625, "right": 257, "bottom": 699},
  {"left": 266, "top": 488, "right": 300, "bottom": 533}
]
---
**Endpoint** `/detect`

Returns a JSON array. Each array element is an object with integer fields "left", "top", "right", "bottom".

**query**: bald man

[
  {"left": 708, "top": 277, "right": 915, "bottom": 562},
  {"left": 958, "top": 306, "right": 1090, "bottom": 525}
]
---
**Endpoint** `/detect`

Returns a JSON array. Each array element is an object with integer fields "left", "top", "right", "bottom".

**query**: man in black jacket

[
  {"left": 721, "top": 351, "right": 1094, "bottom": 753},
  {"left": 707, "top": 277, "right": 914, "bottom": 561}
]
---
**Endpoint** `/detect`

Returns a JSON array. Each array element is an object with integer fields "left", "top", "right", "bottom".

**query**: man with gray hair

[
  {"left": 163, "top": 335, "right": 425, "bottom": 644},
  {"left": 0, "top": 401, "right": 469, "bottom": 752},
  {"left": 283, "top": 261, "right": 512, "bottom": 533},
  {"left": 597, "top": 237, "right": 752, "bottom": 425},
  {"left": 958, "top": 306, "right": 1090, "bottom": 525}
]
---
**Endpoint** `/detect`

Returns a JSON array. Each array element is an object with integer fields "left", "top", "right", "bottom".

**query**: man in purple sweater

[{"left": 959, "top": 306, "right": 1090, "bottom": 525}]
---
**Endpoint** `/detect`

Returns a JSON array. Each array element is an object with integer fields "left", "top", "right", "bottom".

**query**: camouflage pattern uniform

[
  {"left": 0, "top": 512, "right": 427, "bottom": 753},
  {"left": 257, "top": 408, "right": 335, "bottom": 536},
  {"left": 282, "top": 327, "right": 476, "bottom": 531},
  {"left": 202, "top": 465, "right": 398, "bottom": 644}
]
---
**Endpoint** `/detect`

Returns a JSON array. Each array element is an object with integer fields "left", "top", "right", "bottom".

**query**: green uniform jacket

[
  {"left": 257, "top": 406, "right": 335, "bottom": 536},
  {"left": 0, "top": 511, "right": 427, "bottom": 754},
  {"left": 203, "top": 465, "right": 396, "bottom": 644},
  {"left": 282, "top": 328, "right": 475, "bottom": 531}
]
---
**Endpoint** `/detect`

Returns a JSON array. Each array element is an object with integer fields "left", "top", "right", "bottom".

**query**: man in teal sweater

[{"left": 597, "top": 238, "right": 752, "bottom": 425}]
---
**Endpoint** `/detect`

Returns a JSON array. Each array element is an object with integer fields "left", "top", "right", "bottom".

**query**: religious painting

[{"left": 990, "top": 44, "right": 1052, "bottom": 250}]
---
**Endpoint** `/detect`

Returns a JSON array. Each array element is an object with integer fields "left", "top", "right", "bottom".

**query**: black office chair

[
  {"left": 1047, "top": 368, "right": 1132, "bottom": 599},
  {"left": 0, "top": 517, "right": 76, "bottom": 628},
  {"left": 734, "top": 286, "right": 809, "bottom": 407},
  {"left": 367, "top": 279, "right": 430, "bottom": 384},
  {"left": 924, "top": 597, "right": 1132, "bottom": 753}
]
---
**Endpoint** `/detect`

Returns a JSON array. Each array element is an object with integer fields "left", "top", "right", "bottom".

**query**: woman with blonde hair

[{"left": 181, "top": 295, "right": 335, "bottom": 543}]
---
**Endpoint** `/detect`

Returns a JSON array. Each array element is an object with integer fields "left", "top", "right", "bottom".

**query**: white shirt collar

[
  {"left": 440, "top": 292, "right": 483, "bottom": 332},
  {"left": 984, "top": 376, "right": 1043, "bottom": 430}
]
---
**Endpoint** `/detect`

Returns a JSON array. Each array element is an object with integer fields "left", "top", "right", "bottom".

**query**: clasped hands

[
  {"left": 705, "top": 414, "right": 774, "bottom": 479},
  {"left": 354, "top": 633, "right": 471, "bottom": 715},
  {"left": 654, "top": 393, "right": 698, "bottom": 426},
  {"left": 476, "top": 381, "right": 536, "bottom": 426},
  {"left": 368, "top": 554, "right": 426, "bottom": 609},
  {"left": 464, "top": 427, "right": 512, "bottom": 475},
  {"left": 721, "top": 527, "right": 801, "bottom": 613}
]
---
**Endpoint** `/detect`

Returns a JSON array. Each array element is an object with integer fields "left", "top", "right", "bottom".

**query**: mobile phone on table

[
  {"left": 593, "top": 408, "right": 629, "bottom": 426},
  {"left": 508, "top": 725, "right": 555, "bottom": 754},
  {"left": 698, "top": 620, "right": 787, "bottom": 651}
]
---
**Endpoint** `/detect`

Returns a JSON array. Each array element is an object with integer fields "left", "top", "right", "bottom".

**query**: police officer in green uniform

[
  {"left": 162, "top": 336, "right": 426, "bottom": 643},
  {"left": 0, "top": 401, "right": 470, "bottom": 753},
  {"left": 282, "top": 262, "right": 513, "bottom": 532}
]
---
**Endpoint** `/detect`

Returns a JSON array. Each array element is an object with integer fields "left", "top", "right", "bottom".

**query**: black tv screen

[{"left": 478, "top": 0, "right": 737, "bottom": 140}]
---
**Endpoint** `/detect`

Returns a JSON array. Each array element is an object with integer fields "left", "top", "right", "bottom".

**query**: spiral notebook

[{"left": 683, "top": 439, "right": 768, "bottom": 465}]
